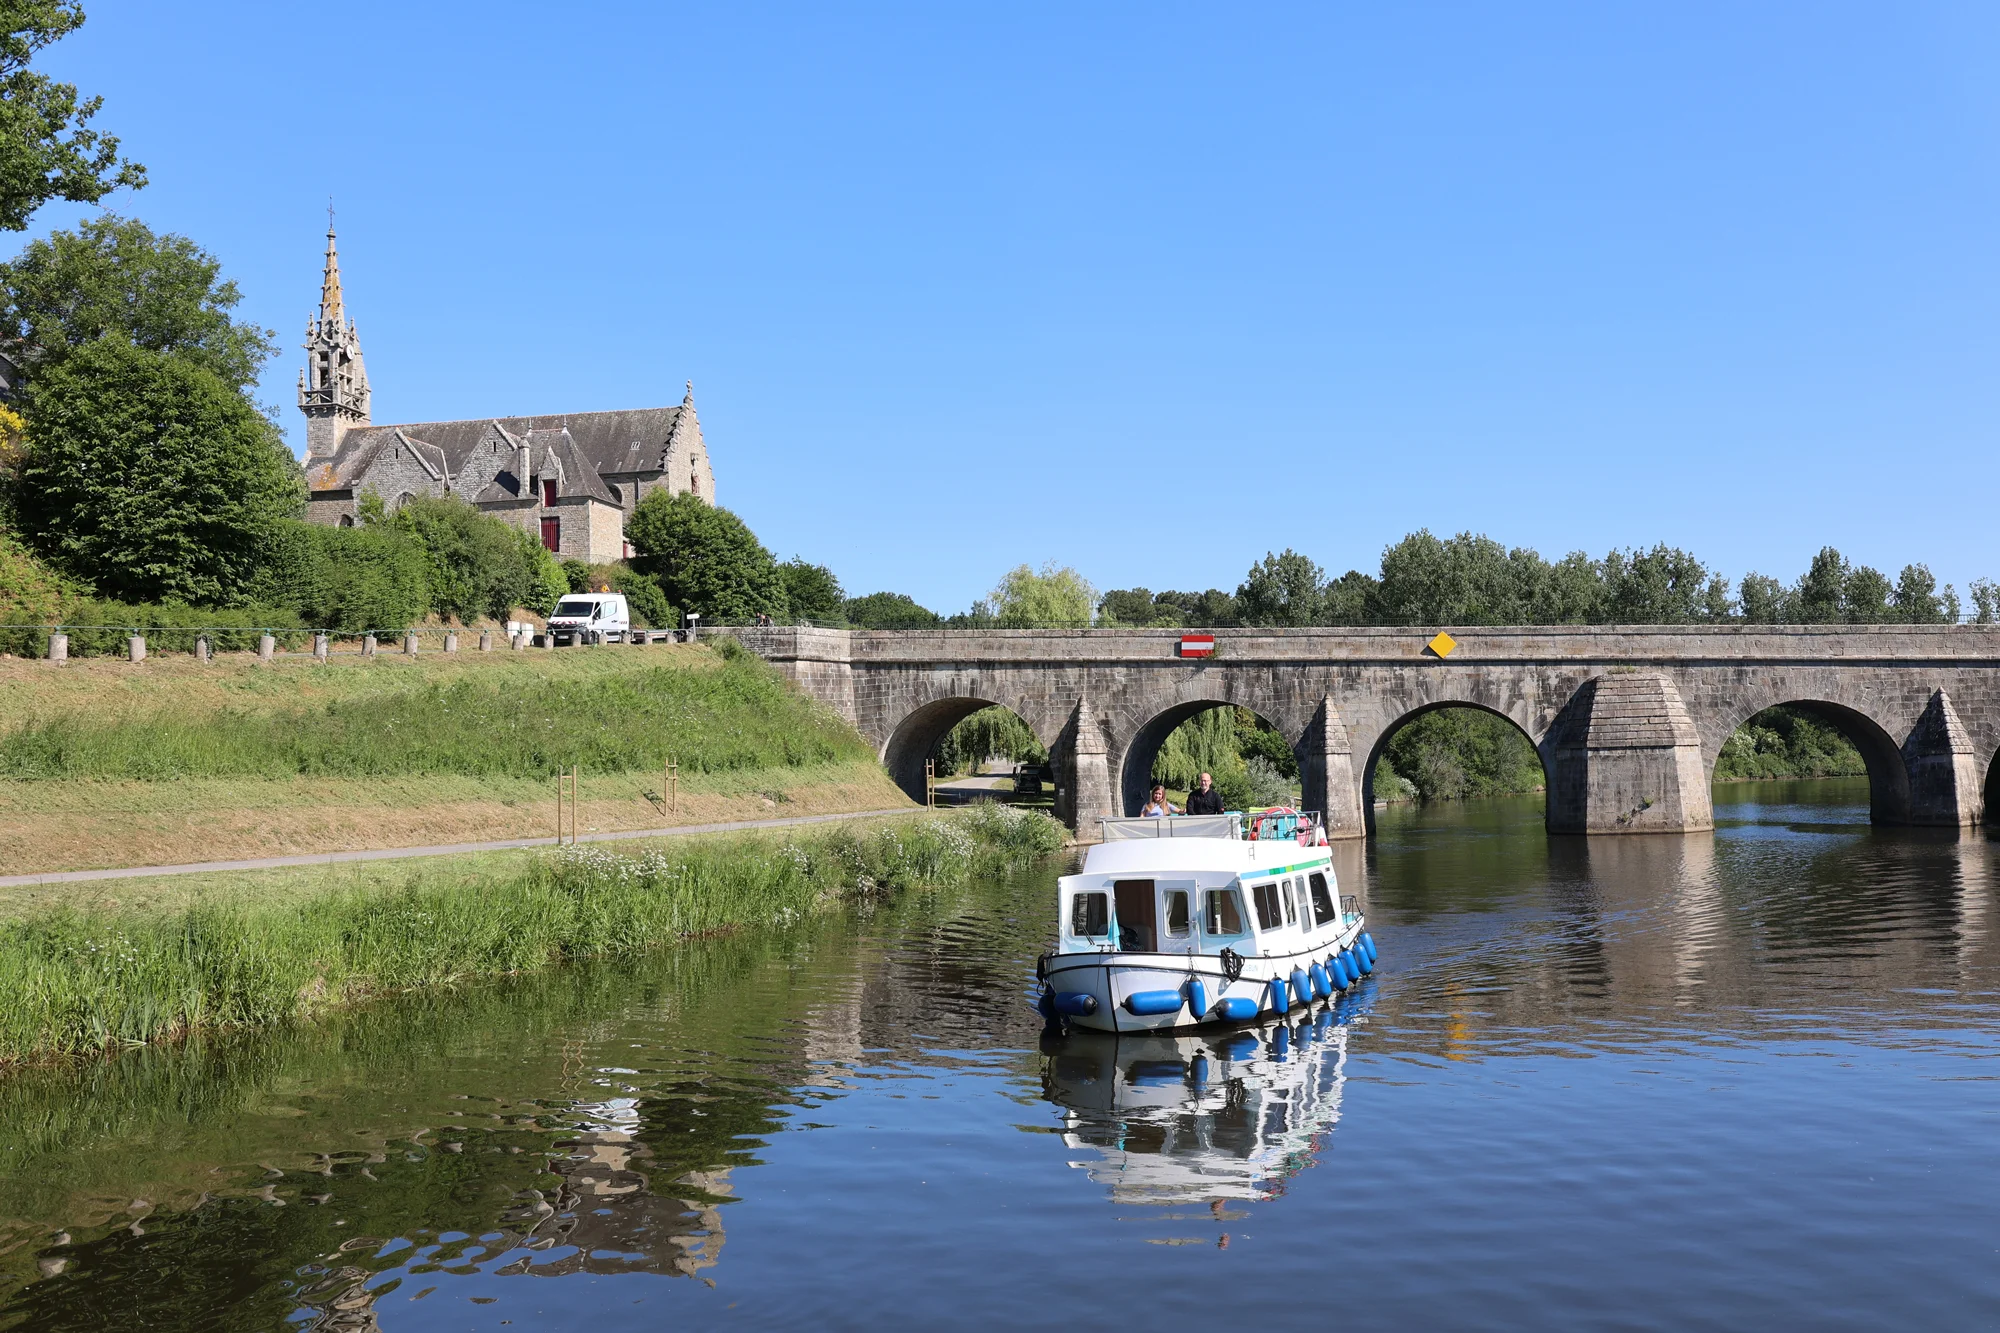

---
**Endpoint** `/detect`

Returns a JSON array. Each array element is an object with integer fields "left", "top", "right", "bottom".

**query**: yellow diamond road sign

[{"left": 1427, "top": 631, "right": 1458, "bottom": 658}]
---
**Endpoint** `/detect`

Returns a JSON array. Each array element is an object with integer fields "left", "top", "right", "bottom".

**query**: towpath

[{"left": 0, "top": 807, "right": 926, "bottom": 889}]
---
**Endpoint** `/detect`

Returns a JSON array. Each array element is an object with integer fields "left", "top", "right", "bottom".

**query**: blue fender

[
  {"left": 1361, "top": 931, "right": 1378, "bottom": 963},
  {"left": 1036, "top": 988, "right": 1056, "bottom": 1019},
  {"left": 1053, "top": 991, "right": 1099, "bottom": 1016},
  {"left": 1216, "top": 995, "right": 1259, "bottom": 1023},
  {"left": 1328, "top": 954, "right": 1351, "bottom": 989},
  {"left": 1124, "top": 989, "right": 1187, "bottom": 1016},
  {"left": 1186, "top": 978, "right": 1208, "bottom": 1020},
  {"left": 1269, "top": 977, "right": 1290, "bottom": 1013},
  {"left": 1341, "top": 947, "right": 1364, "bottom": 979},
  {"left": 1309, "top": 963, "right": 1331, "bottom": 999},
  {"left": 1351, "top": 944, "right": 1373, "bottom": 975},
  {"left": 1290, "top": 969, "right": 1312, "bottom": 1007}
]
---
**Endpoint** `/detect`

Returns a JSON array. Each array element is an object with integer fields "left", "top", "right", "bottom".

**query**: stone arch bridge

[{"left": 732, "top": 626, "right": 2000, "bottom": 838}]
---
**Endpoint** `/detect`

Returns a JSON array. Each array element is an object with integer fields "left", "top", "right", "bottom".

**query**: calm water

[{"left": 4, "top": 780, "right": 1998, "bottom": 1330}]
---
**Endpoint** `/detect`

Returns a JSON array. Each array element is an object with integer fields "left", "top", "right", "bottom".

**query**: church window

[{"left": 541, "top": 517, "right": 560, "bottom": 551}]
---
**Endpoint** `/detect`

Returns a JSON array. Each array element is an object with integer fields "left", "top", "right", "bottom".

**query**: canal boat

[{"left": 1036, "top": 809, "right": 1377, "bottom": 1033}]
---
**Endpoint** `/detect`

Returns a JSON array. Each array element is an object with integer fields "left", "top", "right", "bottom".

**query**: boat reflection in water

[{"left": 1041, "top": 995, "right": 1367, "bottom": 1208}]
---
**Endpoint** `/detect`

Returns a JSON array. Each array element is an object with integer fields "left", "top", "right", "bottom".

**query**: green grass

[
  {"left": 0, "top": 651, "right": 869, "bottom": 780},
  {"left": 0, "top": 804, "right": 1065, "bottom": 1067}
]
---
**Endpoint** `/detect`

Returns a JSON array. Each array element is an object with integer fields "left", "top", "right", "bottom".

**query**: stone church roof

[{"left": 317, "top": 405, "right": 689, "bottom": 490}]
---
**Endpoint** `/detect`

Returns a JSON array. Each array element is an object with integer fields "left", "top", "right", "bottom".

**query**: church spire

[{"left": 298, "top": 211, "right": 370, "bottom": 460}]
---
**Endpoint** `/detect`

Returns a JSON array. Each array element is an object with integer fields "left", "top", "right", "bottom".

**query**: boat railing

[
  {"left": 1098, "top": 813, "right": 1244, "bottom": 841},
  {"left": 1340, "top": 893, "right": 1362, "bottom": 923},
  {"left": 1243, "top": 808, "right": 1328, "bottom": 843}
]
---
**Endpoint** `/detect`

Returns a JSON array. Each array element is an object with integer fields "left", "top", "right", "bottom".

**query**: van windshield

[{"left": 553, "top": 600, "right": 597, "bottom": 618}]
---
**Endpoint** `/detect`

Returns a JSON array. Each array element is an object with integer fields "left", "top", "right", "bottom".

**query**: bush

[
  {"left": 0, "top": 528, "right": 74, "bottom": 656},
  {"left": 561, "top": 560, "right": 676, "bottom": 629},
  {"left": 844, "top": 591, "right": 940, "bottom": 629},
  {"left": 248, "top": 519, "right": 428, "bottom": 632},
  {"left": 58, "top": 600, "right": 307, "bottom": 656},
  {"left": 627, "top": 490, "right": 786, "bottom": 623},
  {"left": 386, "top": 496, "right": 559, "bottom": 623}
]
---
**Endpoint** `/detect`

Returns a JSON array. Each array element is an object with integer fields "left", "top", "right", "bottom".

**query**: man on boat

[{"left": 1186, "top": 772, "right": 1225, "bottom": 815}]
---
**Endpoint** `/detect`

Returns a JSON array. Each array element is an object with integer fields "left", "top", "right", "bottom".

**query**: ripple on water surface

[{"left": 2, "top": 779, "right": 1998, "bottom": 1330}]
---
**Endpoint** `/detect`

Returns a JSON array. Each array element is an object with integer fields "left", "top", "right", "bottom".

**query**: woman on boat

[{"left": 1141, "top": 783, "right": 1179, "bottom": 817}]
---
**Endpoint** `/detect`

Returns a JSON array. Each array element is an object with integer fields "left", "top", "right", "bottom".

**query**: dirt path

[{"left": 0, "top": 807, "right": 925, "bottom": 889}]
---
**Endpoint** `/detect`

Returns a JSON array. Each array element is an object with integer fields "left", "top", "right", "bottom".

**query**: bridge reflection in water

[{"left": 1043, "top": 1002, "right": 1364, "bottom": 1212}]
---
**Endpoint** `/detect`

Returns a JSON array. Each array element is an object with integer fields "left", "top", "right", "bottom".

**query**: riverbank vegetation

[{"left": 0, "top": 803, "right": 1063, "bottom": 1067}]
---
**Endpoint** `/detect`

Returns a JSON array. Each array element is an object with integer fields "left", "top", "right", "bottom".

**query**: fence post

[
  {"left": 47, "top": 632, "right": 67, "bottom": 665},
  {"left": 361, "top": 634, "right": 377, "bottom": 658},
  {"left": 313, "top": 632, "right": 329, "bottom": 661},
  {"left": 128, "top": 634, "right": 146, "bottom": 663},
  {"left": 403, "top": 632, "right": 419, "bottom": 657},
  {"left": 194, "top": 634, "right": 212, "bottom": 663},
  {"left": 925, "top": 759, "right": 935, "bottom": 809},
  {"left": 258, "top": 633, "right": 275, "bottom": 662},
  {"left": 479, "top": 630, "right": 492, "bottom": 652},
  {"left": 444, "top": 631, "right": 459, "bottom": 653}
]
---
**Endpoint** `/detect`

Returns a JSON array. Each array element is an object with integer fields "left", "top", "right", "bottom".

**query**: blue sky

[{"left": 25, "top": 1, "right": 2000, "bottom": 612}]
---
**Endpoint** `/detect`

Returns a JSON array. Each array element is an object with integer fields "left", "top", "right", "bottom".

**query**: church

[{"left": 297, "top": 224, "right": 715, "bottom": 563}]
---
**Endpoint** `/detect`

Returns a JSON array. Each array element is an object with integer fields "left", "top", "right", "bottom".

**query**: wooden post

[
  {"left": 668, "top": 758, "right": 679, "bottom": 813},
  {"left": 925, "top": 759, "right": 935, "bottom": 809}
]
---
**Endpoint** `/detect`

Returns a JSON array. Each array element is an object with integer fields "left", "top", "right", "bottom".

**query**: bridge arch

[
  {"left": 1709, "top": 698, "right": 1912, "bottom": 824},
  {"left": 1117, "top": 699, "right": 1299, "bottom": 817},
  {"left": 880, "top": 696, "right": 1050, "bottom": 806},
  {"left": 1360, "top": 701, "right": 1551, "bottom": 834}
]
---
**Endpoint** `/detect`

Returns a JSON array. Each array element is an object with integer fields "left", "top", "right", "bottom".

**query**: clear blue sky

[{"left": 25, "top": 1, "right": 2000, "bottom": 613}]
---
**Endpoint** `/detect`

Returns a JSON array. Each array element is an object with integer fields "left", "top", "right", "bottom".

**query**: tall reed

[{"left": 0, "top": 805, "right": 1065, "bottom": 1067}]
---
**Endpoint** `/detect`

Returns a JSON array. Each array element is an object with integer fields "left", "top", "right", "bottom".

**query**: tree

[
  {"left": 1971, "top": 579, "right": 2000, "bottom": 625},
  {"left": 14, "top": 338, "right": 301, "bottom": 604},
  {"left": 843, "top": 591, "right": 940, "bottom": 629},
  {"left": 1098, "top": 587, "right": 1185, "bottom": 627},
  {"left": 1236, "top": 549, "right": 1325, "bottom": 626},
  {"left": 778, "top": 558, "right": 844, "bottom": 624},
  {"left": 1841, "top": 564, "right": 1894, "bottom": 623},
  {"left": 0, "top": 213, "right": 275, "bottom": 392},
  {"left": 1373, "top": 531, "right": 1534, "bottom": 625},
  {"left": 1738, "top": 573, "right": 1790, "bottom": 623},
  {"left": 1154, "top": 588, "right": 1238, "bottom": 626},
  {"left": 985, "top": 562, "right": 1095, "bottom": 628},
  {"left": 0, "top": 4, "right": 144, "bottom": 232},
  {"left": 1794, "top": 547, "right": 1848, "bottom": 623},
  {"left": 249, "top": 518, "right": 428, "bottom": 631},
  {"left": 385, "top": 495, "right": 559, "bottom": 622},
  {"left": 1601, "top": 544, "right": 1723, "bottom": 623},
  {"left": 625, "top": 489, "right": 786, "bottom": 622},
  {"left": 1891, "top": 564, "right": 1954, "bottom": 624},
  {"left": 1321, "top": 570, "right": 1379, "bottom": 625}
]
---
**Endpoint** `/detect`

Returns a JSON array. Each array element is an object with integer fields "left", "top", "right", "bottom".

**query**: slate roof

[{"left": 317, "top": 405, "right": 687, "bottom": 491}]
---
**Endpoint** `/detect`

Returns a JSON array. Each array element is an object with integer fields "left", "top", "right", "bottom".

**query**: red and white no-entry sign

[{"left": 1179, "top": 635, "right": 1216, "bottom": 657}]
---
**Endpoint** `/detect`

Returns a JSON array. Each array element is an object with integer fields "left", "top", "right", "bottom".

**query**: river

[{"left": 2, "top": 778, "right": 1996, "bottom": 1330}]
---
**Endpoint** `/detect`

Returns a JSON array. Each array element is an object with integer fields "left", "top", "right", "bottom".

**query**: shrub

[
  {"left": 561, "top": 560, "right": 676, "bottom": 629},
  {"left": 387, "top": 495, "right": 557, "bottom": 623},
  {"left": 59, "top": 600, "right": 306, "bottom": 656},
  {"left": 248, "top": 519, "right": 428, "bottom": 632},
  {"left": 627, "top": 490, "right": 786, "bottom": 622},
  {"left": 0, "top": 528, "right": 74, "bottom": 656}
]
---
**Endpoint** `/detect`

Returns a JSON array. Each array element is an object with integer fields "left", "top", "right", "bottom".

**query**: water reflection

[{"left": 1042, "top": 1002, "right": 1362, "bottom": 1208}]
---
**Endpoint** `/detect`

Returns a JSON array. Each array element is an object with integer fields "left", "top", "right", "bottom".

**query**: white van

[{"left": 545, "top": 593, "right": 631, "bottom": 645}]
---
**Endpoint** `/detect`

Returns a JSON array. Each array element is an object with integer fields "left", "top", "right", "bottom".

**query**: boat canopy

[{"left": 1098, "top": 814, "right": 1241, "bottom": 842}]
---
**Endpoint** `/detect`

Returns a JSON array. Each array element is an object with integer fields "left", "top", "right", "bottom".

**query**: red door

[{"left": 540, "top": 517, "right": 559, "bottom": 552}]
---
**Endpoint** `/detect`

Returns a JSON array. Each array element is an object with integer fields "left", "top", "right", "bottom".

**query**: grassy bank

[
  {"left": 0, "top": 643, "right": 916, "bottom": 872},
  {"left": 0, "top": 803, "right": 1064, "bottom": 1068}
]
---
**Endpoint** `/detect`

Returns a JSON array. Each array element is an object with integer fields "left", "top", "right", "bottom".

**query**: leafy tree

[
  {"left": 1524, "top": 551, "right": 1605, "bottom": 624},
  {"left": 1098, "top": 587, "right": 1188, "bottom": 627},
  {"left": 384, "top": 495, "right": 559, "bottom": 623},
  {"left": 1374, "top": 531, "right": 1531, "bottom": 625},
  {"left": 1382, "top": 707, "right": 1544, "bottom": 802},
  {"left": 0, "top": 4, "right": 145, "bottom": 232},
  {"left": 14, "top": 338, "right": 301, "bottom": 604},
  {"left": 1969, "top": 578, "right": 1998, "bottom": 625},
  {"left": 1154, "top": 588, "right": 1239, "bottom": 626},
  {"left": 932, "top": 705, "right": 1045, "bottom": 775},
  {"left": 249, "top": 518, "right": 428, "bottom": 632},
  {"left": 1601, "top": 544, "right": 1726, "bottom": 623},
  {"left": 1891, "top": 565, "right": 1954, "bottom": 624},
  {"left": 1236, "top": 548, "right": 1325, "bottom": 626},
  {"left": 778, "top": 558, "right": 844, "bottom": 624},
  {"left": 0, "top": 213, "right": 275, "bottom": 392},
  {"left": 844, "top": 591, "right": 940, "bottom": 629},
  {"left": 1794, "top": 547, "right": 1849, "bottom": 623},
  {"left": 1738, "top": 572, "right": 1790, "bottom": 623},
  {"left": 625, "top": 489, "right": 786, "bottom": 622},
  {"left": 1321, "top": 570, "right": 1379, "bottom": 625},
  {"left": 984, "top": 562, "right": 1095, "bottom": 628},
  {"left": 1841, "top": 563, "right": 1894, "bottom": 623}
]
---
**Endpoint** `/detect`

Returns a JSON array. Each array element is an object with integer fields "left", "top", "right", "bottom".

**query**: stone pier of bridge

[{"left": 732, "top": 625, "right": 2000, "bottom": 838}]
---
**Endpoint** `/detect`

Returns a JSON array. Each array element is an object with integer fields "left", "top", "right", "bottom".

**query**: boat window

[
  {"left": 1205, "top": 889, "right": 1247, "bottom": 936},
  {"left": 1309, "top": 872, "right": 1336, "bottom": 926},
  {"left": 1164, "top": 889, "right": 1191, "bottom": 938},
  {"left": 1294, "top": 879, "right": 1313, "bottom": 927},
  {"left": 1070, "top": 891, "right": 1109, "bottom": 937},
  {"left": 1251, "top": 881, "right": 1283, "bottom": 932},
  {"left": 1282, "top": 877, "right": 1297, "bottom": 926}
]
